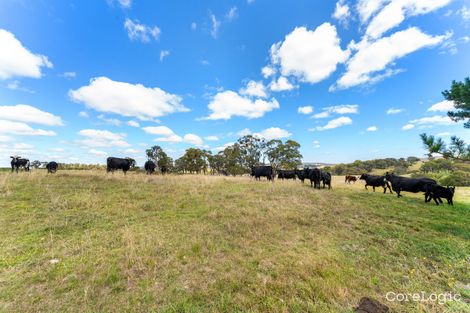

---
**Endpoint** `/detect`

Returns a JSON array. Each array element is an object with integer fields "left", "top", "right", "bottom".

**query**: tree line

[{"left": 147, "top": 135, "right": 302, "bottom": 175}]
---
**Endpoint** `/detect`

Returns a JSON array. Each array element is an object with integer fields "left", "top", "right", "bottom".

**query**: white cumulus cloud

[
  {"left": 427, "top": 100, "right": 455, "bottom": 112},
  {"left": 0, "top": 29, "right": 53, "bottom": 80},
  {"left": 335, "top": 27, "right": 448, "bottom": 89},
  {"left": 0, "top": 120, "right": 56, "bottom": 136},
  {"left": 127, "top": 120, "right": 140, "bottom": 127},
  {"left": 298, "top": 106, "right": 313, "bottom": 114},
  {"left": 366, "top": 126, "right": 378, "bottom": 132},
  {"left": 269, "top": 23, "right": 349, "bottom": 84},
  {"left": 254, "top": 127, "right": 291, "bottom": 140},
  {"left": 69, "top": 76, "right": 188, "bottom": 121},
  {"left": 402, "top": 123, "right": 415, "bottom": 130},
  {"left": 269, "top": 76, "right": 297, "bottom": 92},
  {"left": 205, "top": 90, "right": 279, "bottom": 120},
  {"left": 0, "top": 104, "right": 63, "bottom": 126},
  {"left": 332, "top": 0, "right": 351, "bottom": 26},
  {"left": 78, "top": 129, "right": 130, "bottom": 148},
  {"left": 184, "top": 134, "right": 204, "bottom": 146},
  {"left": 315, "top": 116, "right": 352, "bottom": 131},
  {"left": 364, "top": 0, "right": 451, "bottom": 39},
  {"left": 240, "top": 80, "right": 268, "bottom": 98}
]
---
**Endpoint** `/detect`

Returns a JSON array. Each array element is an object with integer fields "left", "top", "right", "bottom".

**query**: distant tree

[
  {"left": 179, "top": 148, "right": 207, "bottom": 174},
  {"left": 420, "top": 133, "right": 470, "bottom": 161},
  {"left": 146, "top": 145, "right": 165, "bottom": 164},
  {"left": 146, "top": 145, "right": 173, "bottom": 172},
  {"left": 407, "top": 156, "right": 421, "bottom": 164},
  {"left": 221, "top": 143, "right": 245, "bottom": 175},
  {"left": 264, "top": 139, "right": 302, "bottom": 169},
  {"left": 237, "top": 135, "right": 265, "bottom": 168},
  {"left": 207, "top": 152, "right": 226, "bottom": 175},
  {"left": 443, "top": 77, "right": 470, "bottom": 128},
  {"left": 31, "top": 160, "right": 41, "bottom": 169}
]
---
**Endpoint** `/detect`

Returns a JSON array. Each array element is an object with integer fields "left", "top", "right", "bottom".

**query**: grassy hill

[{"left": 1, "top": 171, "right": 469, "bottom": 312}]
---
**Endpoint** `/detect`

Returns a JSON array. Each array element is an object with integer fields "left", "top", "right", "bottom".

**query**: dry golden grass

[{"left": 0, "top": 171, "right": 469, "bottom": 312}]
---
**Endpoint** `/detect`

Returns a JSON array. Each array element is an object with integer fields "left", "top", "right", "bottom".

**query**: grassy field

[{"left": 0, "top": 171, "right": 469, "bottom": 312}]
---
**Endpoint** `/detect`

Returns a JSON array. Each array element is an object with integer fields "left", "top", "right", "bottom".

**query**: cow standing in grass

[
  {"left": 359, "top": 174, "right": 393, "bottom": 194},
  {"left": 106, "top": 157, "right": 135, "bottom": 174},
  {"left": 10, "top": 156, "right": 30, "bottom": 173},
  {"left": 277, "top": 170, "right": 296, "bottom": 180},
  {"left": 384, "top": 172, "right": 436, "bottom": 198},
  {"left": 321, "top": 171, "right": 332, "bottom": 189},
  {"left": 144, "top": 160, "right": 156, "bottom": 175},
  {"left": 295, "top": 169, "right": 307, "bottom": 183},
  {"left": 251, "top": 165, "right": 274, "bottom": 181},
  {"left": 345, "top": 175, "right": 357, "bottom": 183},
  {"left": 46, "top": 161, "right": 58, "bottom": 173},
  {"left": 425, "top": 184, "right": 455, "bottom": 205},
  {"left": 304, "top": 168, "right": 322, "bottom": 189}
]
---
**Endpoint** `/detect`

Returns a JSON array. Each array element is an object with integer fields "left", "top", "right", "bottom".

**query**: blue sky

[{"left": 1, "top": 0, "right": 469, "bottom": 166}]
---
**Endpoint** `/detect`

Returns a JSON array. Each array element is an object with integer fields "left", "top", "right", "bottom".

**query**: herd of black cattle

[{"left": 9, "top": 156, "right": 455, "bottom": 206}]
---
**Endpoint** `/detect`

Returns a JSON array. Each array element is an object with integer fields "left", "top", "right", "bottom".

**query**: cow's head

[
  {"left": 384, "top": 172, "right": 394, "bottom": 181},
  {"left": 359, "top": 174, "right": 367, "bottom": 180},
  {"left": 126, "top": 158, "right": 136, "bottom": 168}
]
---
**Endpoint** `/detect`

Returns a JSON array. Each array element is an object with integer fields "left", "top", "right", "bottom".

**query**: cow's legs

[{"left": 373, "top": 186, "right": 376, "bottom": 192}]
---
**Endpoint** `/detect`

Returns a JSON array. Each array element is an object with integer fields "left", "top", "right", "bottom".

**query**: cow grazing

[
  {"left": 46, "top": 161, "right": 58, "bottom": 173},
  {"left": 251, "top": 165, "right": 274, "bottom": 181},
  {"left": 384, "top": 172, "right": 436, "bottom": 198},
  {"left": 345, "top": 175, "right": 357, "bottom": 183},
  {"left": 425, "top": 184, "right": 455, "bottom": 205},
  {"left": 277, "top": 170, "right": 296, "bottom": 180},
  {"left": 305, "top": 168, "right": 322, "bottom": 189},
  {"left": 295, "top": 169, "right": 307, "bottom": 183},
  {"left": 359, "top": 174, "right": 393, "bottom": 194},
  {"left": 106, "top": 157, "right": 136, "bottom": 174},
  {"left": 144, "top": 160, "right": 156, "bottom": 175},
  {"left": 10, "top": 156, "right": 30, "bottom": 173},
  {"left": 321, "top": 171, "right": 332, "bottom": 189}
]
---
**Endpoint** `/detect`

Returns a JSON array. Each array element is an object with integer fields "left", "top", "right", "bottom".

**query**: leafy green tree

[
  {"left": 420, "top": 133, "right": 470, "bottom": 161},
  {"left": 443, "top": 77, "right": 470, "bottom": 128},
  {"left": 237, "top": 135, "right": 265, "bottom": 168},
  {"left": 179, "top": 148, "right": 207, "bottom": 174},
  {"left": 264, "top": 139, "right": 302, "bottom": 169},
  {"left": 207, "top": 152, "right": 226, "bottom": 175},
  {"left": 221, "top": 143, "right": 245, "bottom": 175},
  {"left": 146, "top": 145, "right": 173, "bottom": 172}
]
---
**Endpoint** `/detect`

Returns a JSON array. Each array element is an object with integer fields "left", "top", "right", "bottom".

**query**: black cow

[
  {"left": 144, "top": 160, "right": 156, "bottom": 175},
  {"left": 425, "top": 184, "right": 455, "bottom": 205},
  {"left": 321, "top": 171, "right": 332, "bottom": 189},
  {"left": 160, "top": 165, "right": 168, "bottom": 175},
  {"left": 251, "top": 165, "right": 274, "bottom": 181},
  {"left": 277, "top": 170, "right": 296, "bottom": 180},
  {"left": 295, "top": 169, "right": 307, "bottom": 183},
  {"left": 46, "top": 161, "right": 58, "bottom": 173},
  {"left": 305, "top": 168, "right": 322, "bottom": 189},
  {"left": 10, "top": 156, "right": 30, "bottom": 173},
  {"left": 106, "top": 157, "right": 135, "bottom": 174},
  {"left": 359, "top": 174, "right": 393, "bottom": 194},
  {"left": 385, "top": 172, "right": 436, "bottom": 198}
]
